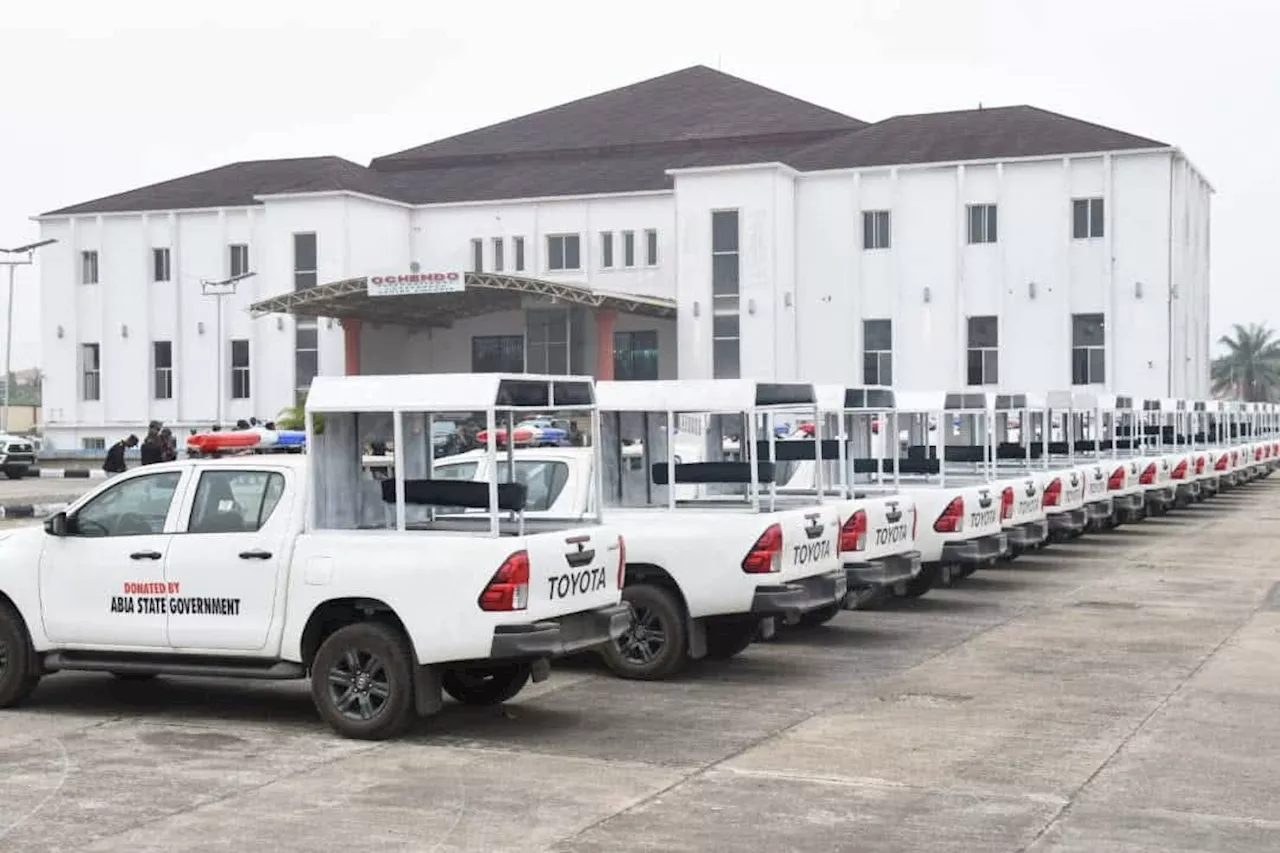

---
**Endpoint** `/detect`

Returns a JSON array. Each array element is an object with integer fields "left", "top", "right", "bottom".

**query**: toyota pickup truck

[
  {"left": 0, "top": 373, "right": 630, "bottom": 740},
  {"left": 435, "top": 379, "right": 847, "bottom": 681}
]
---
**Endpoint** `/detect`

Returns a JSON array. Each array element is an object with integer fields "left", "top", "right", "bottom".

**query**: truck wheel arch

[
  {"left": 300, "top": 598, "right": 415, "bottom": 671},
  {"left": 623, "top": 563, "right": 688, "bottom": 614}
]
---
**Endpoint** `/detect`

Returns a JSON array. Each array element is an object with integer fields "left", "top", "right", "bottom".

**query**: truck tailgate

[
  {"left": 773, "top": 504, "right": 843, "bottom": 583},
  {"left": 522, "top": 526, "right": 623, "bottom": 623}
]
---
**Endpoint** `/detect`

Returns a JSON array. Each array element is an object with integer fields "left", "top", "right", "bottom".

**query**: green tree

[{"left": 1211, "top": 323, "right": 1280, "bottom": 401}]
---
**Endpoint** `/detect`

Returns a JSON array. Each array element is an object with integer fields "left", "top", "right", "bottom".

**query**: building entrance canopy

[{"left": 248, "top": 272, "right": 676, "bottom": 328}]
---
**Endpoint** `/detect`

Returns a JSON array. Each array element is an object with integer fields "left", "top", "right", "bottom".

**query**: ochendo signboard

[{"left": 367, "top": 271, "right": 465, "bottom": 297}]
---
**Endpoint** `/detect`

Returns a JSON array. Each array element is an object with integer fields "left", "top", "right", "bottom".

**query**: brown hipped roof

[{"left": 39, "top": 68, "right": 1171, "bottom": 217}]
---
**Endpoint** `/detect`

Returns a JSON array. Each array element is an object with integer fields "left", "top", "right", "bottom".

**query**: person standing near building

[
  {"left": 103, "top": 435, "right": 138, "bottom": 474},
  {"left": 159, "top": 427, "right": 177, "bottom": 462},
  {"left": 139, "top": 421, "right": 164, "bottom": 465}
]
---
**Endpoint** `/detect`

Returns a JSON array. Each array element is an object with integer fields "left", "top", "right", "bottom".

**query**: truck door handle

[
  {"left": 239, "top": 549, "right": 273, "bottom": 560},
  {"left": 130, "top": 550, "right": 162, "bottom": 560}
]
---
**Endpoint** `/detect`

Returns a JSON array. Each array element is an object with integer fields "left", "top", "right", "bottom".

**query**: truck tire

[
  {"left": 4, "top": 470, "right": 22, "bottom": 481},
  {"left": 0, "top": 602, "right": 40, "bottom": 708},
  {"left": 310, "top": 622, "right": 415, "bottom": 741},
  {"left": 703, "top": 622, "right": 757, "bottom": 659},
  {"left": 796, "top": 602, "right": 842, "bottom": 628},
  {"left": 600, "top": 583, "right": 687, "bottom": 680},
  {"left": 442, "top": 663, "right": 531, "bottom": 706}
]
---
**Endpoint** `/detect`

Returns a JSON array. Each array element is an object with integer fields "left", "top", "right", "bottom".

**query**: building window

[
  {"left": 81, "top": 437, "right": 106, "bottom": 451},
  {"left": 81, "top": 251, "right": 99, "bottom": 285},
  {"left": 862, "top": 320, "right": 892, "bottom": 385},
  {"left": 967, "top": 204, "right": 998, "bottom": 244},
  {"left": 526, "top": 310, "right": 568, "bottom": 374},
  {"left": 1071, "top": 313, "right": 1106, "bottom": 385},
  {"left": 862, "top": 211, "right": 891, "bottom": 250},
  {"left": 614, "top": 330, "right": 659, "bottom": 381},
  {"left": 295, "top": 325, "right": 318, "bottom": 394},
  {"left": 229, "top": 243, "right": 250, "bottom": 277},
  {"left": 472, "top": 335, "right": 525, "bottom": 372},
  {"left": 492, "top": 237, "right": 504, "bottom": 272},
  {"left": 470, "top": 238, "right": 484, "bottom": 273},
  {"left": 645, "top": 229, "right": 658, "bottom": 266},
  {"left": 622, "top": 231, "right": 636, "bottom": 267},
  {"left": 152, "top": 248, "right": 170, "bottom": 282},
  {"left": 600, "top": 232, "right": 614, "bottom": 268},
  {"left": 1072, "top": 198, "right": 1105, "bottom": 240},
  {"left": 966, "top": 316, "right": 999, "bottom": 386},
  {"left": 230, "top": 339, "right": 251, "bottom": 399},
  {"left": 81, "top": 343, "right": 101, "bottom": 401},
  {"left": 293, "top": 233, "right": 317, "bottom": 291},
  {"left": 713, "top": 315, "right": 740, "bottom": 380},
  {"left": 152, "top": 341, "right": 173, "bottom": 400},
  {"left": 711, "top": 210, "right": 741, "bottom": 379},
  {"left": 546, "top": 234, "right": 580, "bottom": 271},
  {"left": 514, "top": 236, "right": 525, "bottom": 272}
]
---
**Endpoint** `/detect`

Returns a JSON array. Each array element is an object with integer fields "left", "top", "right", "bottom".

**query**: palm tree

[
  {"left": 1211, "top": 323, "right": 1280, "bottom": 401},
  {"left": 275, "top": 394, "right": 324, "bottom": 434}
]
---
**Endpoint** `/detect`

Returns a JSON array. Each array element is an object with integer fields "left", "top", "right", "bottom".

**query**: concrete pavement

[{"left": 0, "top": 482, "right": 1278, "bottom": 851}]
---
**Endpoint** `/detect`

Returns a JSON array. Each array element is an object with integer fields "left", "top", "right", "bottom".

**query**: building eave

[
  {"left": 664, "top": 161, "right": 800, "bottom": 178},
  {"left": 252, "top": 190, "right": 416, "bottom": 209},
  {"left": 31, "top": 204, "right": 260, "bottom": 223},
  {"left": 794, "top": 146, "right": 1180, "bottom": 179},
  {"left": 410, "top": 189, "right": 674, "bottom": 210}
]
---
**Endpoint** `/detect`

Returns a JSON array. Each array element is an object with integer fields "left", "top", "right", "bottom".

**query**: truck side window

[
  {"left": 74, "top": 472, "right": 183, "bottom": 537},
  {"left": 188, "top": 470, "right": 286, "bottom": 534},
  {"left": 497, "top": 461, "right": 570, "bottom": 512}
]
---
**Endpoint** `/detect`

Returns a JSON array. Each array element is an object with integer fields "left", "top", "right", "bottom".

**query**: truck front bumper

[
  {"left": 488, "top": 603, "right": 633, "bottom": 659},
  {"left": 1005, "top": 520, "right": 1049, "bottom": 553},
  {"left": 843, "top": 551, "right": 922, "bottom": 589},
  {"left": 1048, "top": 508, "right": 1088, "bottom": 538},
  {"left": 940, "top": 532, "right": 1008, "bottom": 566},
  {"left": 751, "top": 569, "right": 849, "bottom": 620}
]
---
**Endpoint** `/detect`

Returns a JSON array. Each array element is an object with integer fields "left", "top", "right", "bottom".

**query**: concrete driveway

[{"left": 1, "top": 482, "right": 1278, "bottom": 851}]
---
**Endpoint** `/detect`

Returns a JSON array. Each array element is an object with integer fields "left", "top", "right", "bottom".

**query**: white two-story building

[{"left": 34, "top": 65, "right": 1211, "bottom": 449}]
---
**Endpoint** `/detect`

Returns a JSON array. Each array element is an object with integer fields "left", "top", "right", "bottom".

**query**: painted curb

[
  {"left": 36, "top": 469, "right": 109, "bottom": 480},
  {"left": 0, "top": 502, "right": 69, "bottom": 519}
]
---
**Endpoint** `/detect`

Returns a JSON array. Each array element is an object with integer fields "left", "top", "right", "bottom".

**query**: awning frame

[{"left": 249, "top": 272, "right": 677, "bottom": 328}]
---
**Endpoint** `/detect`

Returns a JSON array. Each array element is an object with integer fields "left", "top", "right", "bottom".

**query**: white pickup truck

[
  {"left": 0, "top": 374, "right": 630, "bottom": 740},
  {"left": 471, "top": 379, "right": 847, "bottom": 680}
]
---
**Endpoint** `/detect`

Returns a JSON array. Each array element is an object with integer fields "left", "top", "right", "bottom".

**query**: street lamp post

[
  {"left": 201, "top": 271, "right": 256, "bottom": 429},
  {"left": 0, "top": 239, "right": 57, "bottom": 433}
]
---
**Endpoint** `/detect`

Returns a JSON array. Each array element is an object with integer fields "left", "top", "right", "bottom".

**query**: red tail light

[
  {"left": 1108, "top": 466, "right": 1125, "bottom": 490},
  {"left": 1139, "top": 462, "right": 1156, "bottom": 485},
  {"left": 616, "top": 535, "right": 626, "bottom": 589},
  {"left": 1171, "top": 459, "right": 1187, "bottom": 480},
  {"left": 1215, "top": 454, "right": 1229, "bottom": 471},
  {"left": 933, "top": 496, "right": 964, "bottom": 533},
  {"left": 1000, "top": 487, "right": 1014, "bottom": 520},
  {"left": 1042, "top": 478, "right": 1062, "bottom": 508},
  {"left": 742, "top": 524, "right": 783, "bottom": 574},
  {"left": 1194, "top": 456, "right": 1205, "bottom": 475},
  {"left": 1257, "top": 447, "right": 1264, "bottom": 461},
  {"left": 479, "top": 551, "right": 530, "bottom": 611},
  {"left": 840, "top": 510, "right": 868, "bottom": 553}
]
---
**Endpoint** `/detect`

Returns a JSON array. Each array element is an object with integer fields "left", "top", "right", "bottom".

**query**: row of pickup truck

[{"left": 0, "top": 374, "right": 1271, "bottom": 740}]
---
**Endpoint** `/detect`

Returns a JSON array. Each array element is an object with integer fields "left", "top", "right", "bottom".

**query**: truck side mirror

[{"left": 44, "top": 511, "right": 68, "bottom": 537}]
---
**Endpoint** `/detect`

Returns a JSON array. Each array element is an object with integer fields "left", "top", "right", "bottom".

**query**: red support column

[
  {"left": 594, "top": 308, "right": 617, "bottom": 380},
  {"left": 342, "top": 319, "right": 362, "bottom": 376}
]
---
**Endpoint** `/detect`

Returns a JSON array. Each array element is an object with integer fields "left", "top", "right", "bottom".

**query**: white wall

[{"left": 37, "top": 149, "right": 1211, "bottom": 448}]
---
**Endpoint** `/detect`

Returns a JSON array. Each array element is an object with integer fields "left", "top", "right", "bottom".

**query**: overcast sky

[{"left": 0, "top": 0, "right": 1272, "bottom": 371}]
